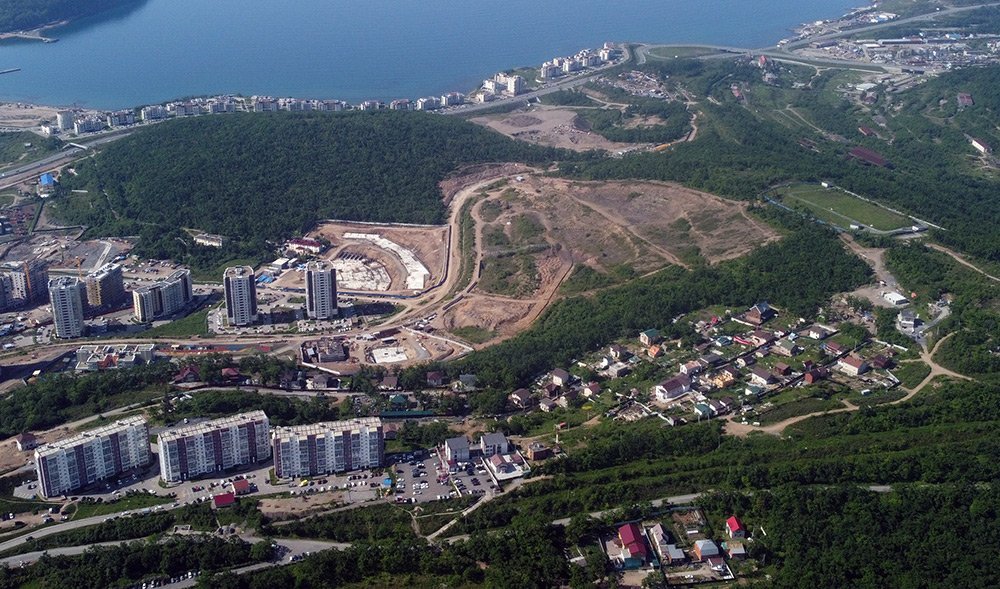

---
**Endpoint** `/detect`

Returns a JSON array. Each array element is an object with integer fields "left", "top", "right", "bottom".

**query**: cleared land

[
  {"left": 438, "top": 175, "right": 779, "bottom": 345},
  {"left": 775, "top": 183, "right": 912, "bottom": 231},
  {"left": 470, "top": 105, "right": 641, "bottom": 152}
]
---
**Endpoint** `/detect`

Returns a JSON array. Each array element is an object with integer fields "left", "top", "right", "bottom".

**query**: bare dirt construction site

[
  {"left": 437, "top": 174, "right": 780, "bottom": 345},
  {"left": 0, "top": 103, "right": 62, "bottom": 129},
  {"left": 470, "top": 105, "right": 640, "bottom": 152},
  {"left": 272, "top": 221, "right": 448, "bottom": 294}
]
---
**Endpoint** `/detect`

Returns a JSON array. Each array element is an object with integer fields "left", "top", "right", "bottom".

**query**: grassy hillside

[
  {"left": 52, "top": 111, "right": 571, "bottom": 272},
  {"left": 0, "top": 0, "right": 136, "bottom": 32}
]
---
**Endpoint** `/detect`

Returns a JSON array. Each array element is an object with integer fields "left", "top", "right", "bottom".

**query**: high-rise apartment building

[
  {"left": 35, "top": 416, "right": 151, "bottom": 498},
  {"left": 272, "top": 417, "right": 383, "bottom": 479},
  {"left": 132, "top": 269, "right": 193, "bottom": 322},
  {"left": 157, "top": 411, "right": 270, "bottom": 483},
  {"left": 305, "top": 261, "right": 337, "bottom": 320},
  {"left": 223, "top": 266, "right": 257, "bottom": 326},
  {"left": 1, "top": 260, "right": 48, "bottom": 304},
  {"left": 48, "top": 276, "right": 86, "bottom": 338},
  {"left": 85, "top": 262, "right": 126, "bottom": 310}
]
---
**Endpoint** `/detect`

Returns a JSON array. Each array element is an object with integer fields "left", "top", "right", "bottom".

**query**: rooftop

[
  {"left": 158, "top": 411, "right": 268, "bottom": 443},
  {"left": 35, "top": 416, "right": 147, "bottom": 457},
  {"left": 272, "top": 417, "right": 382, "bottom": 441}
]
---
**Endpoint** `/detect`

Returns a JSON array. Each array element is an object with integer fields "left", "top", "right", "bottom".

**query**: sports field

[{"left": 776, "top": 183, "right": 911, "bottom": 231}]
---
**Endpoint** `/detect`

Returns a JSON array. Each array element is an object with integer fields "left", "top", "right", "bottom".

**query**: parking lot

[{"left": 386, "top": 451, "right": 496, "bottom": 505}]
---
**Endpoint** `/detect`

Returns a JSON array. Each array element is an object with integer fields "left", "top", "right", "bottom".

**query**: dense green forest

[
  {"left": 0, "top": 0, "right": 135, "bottom": 32},
  {"left": 52, "top": 112, "right": 572, "bottom": 272},
  {"left": 410, "top": 224, "right": 870, "bottom": 389}
]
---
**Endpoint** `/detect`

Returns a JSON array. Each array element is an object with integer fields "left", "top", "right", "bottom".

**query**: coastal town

[{"left": 1, "top": 0, "right": 999, "bottom": 586}]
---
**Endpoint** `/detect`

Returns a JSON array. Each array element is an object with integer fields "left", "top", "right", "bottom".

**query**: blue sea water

[{"left": 0, "top": 0, "right": 857, "bottom": 109}]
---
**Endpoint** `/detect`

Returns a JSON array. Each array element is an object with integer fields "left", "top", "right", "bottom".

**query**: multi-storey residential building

[
  {"left": 223, "top": 266, "right": 257, "bottom": 327},
  {"left": 140, "top": 105, "right": 168, "bottom": 121},
  {"left": 48, "top": 276, "right": 86, "bottom": 339},
  {"left": 272, "top": 417, "right": 383, "bottom": 479},
  {"left": 85, "top": 262, "right": 126, "bottom": 310},
  {"left": 35, "top": 416, "right": 151, "bottom": 498},
  {"left": 132, "top": 269, "right": 192, "bottom": 322},
  {"left": 73, "top": 117, "right": 103, "bottom": 134},
  {"left": 1, "top": 260, "right": 48, "bottom": 304},
  {"left": 305, "top": 261, "right": 337, "bottom": 320},
  {"left": 106, "top": 110, "right": 136, "bottom": 127},
  {"left": 56, "top": 111, "right": 75, "bottom": 131},
  {"left": 0, "top": 274, "right": 10, "bottom": 311},
  {"left": 157, "top": 411, "right": 271, "bottom": 483}
]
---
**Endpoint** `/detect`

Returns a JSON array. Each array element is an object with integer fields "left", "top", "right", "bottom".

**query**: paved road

[{"left": 0, "top": 130, "right": 131, "bottom": 190}]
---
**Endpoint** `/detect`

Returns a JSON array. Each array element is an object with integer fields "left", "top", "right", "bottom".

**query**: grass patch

[
  {"left": 140, "top": 308, "right": 210, "bottom": 338},
  {"left": 478, "top": 254, "right": 539, "bottom": 297},
  {"left": 775, "top": 183, "right": 911, "bottom": 231},
  {"left": 893, "top": 361, "right": 932, "bottom": 389},
  {"left": 72, "top": 494, "right": 174, "bottom": 519},
  {"left": 451, "top": 326, "right": 496, "bottom": 345},
  {"left": 479, "top": 200, "right": 505, "bottom": 223},
  {"left": 648, "top": 46, "right": 723, "bottom": 59},
  {"left": 0, "top": 191, "right": 16, "bottom": 207},
  {"left": 755, "top": 397, "right": 844, "bottom": 426},
  {"left": 447, "top": 197, "right": 479, "bottom": 299}
]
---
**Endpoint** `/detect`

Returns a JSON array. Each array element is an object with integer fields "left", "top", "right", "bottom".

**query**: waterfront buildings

[
  {"left": 272, "top": 417, "right": 384, "bottom": 478},
  {"left": 48, "top": 276, "right": 86, "bottom": 338},
  {"left": 55, "top": 111, "right": 74, "bottom": 131},
  {"left": 35, "top": 416, "right": 151, "bottom": 498},
  {"left": 305, "top": 260, "right": 337, "bottom": 320},
  {"left": 85, "top": 262, "right": 126, "bottom": 310},
  {"left": 157, "top": 411, "right": 271, "bottom": 483},
  {"left": 223, "top": 266, "right": 257, "bottom": 327},
  {"left": 132, "top": 269, "right": 193, "bottom": 322}
]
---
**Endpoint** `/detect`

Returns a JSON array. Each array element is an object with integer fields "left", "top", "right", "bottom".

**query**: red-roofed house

[
  {"left": 836, "top": 354, "right": 869, "bottom": 377},
  {"left": 725, "top": 516, "right": 746, "bottom": 539},
  {"left": 848, "top": 146, "right": 891, "bottom": 168},
  {"left": 213, "top": 492, "right": 236, "bottom": 508},
  {"left": 617, "top": 523, "right": 652, "bottom": 569},
  {"left": 231, "top": 479, "right": 252, "bottom": 495},
  {"left": 221, "top": 367, "right": 242, "bottom": 383},
  {"left": 173, "top": 365, "right": 201, "bottom": 384}
]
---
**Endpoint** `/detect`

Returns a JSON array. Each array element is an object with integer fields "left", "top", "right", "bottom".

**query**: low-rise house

[
  {"left": 426, "top": 371, "right": 446, "bottom": 387},
  {"left": 745, "top": 302, "right": 775, "bottom": 325},
  {"left": 694, "top": 403, "right": 712, "bottom": 419},
  {"left": 804, "top": 368, "right": 828, "bottom": 384},
  {"left": 639, "top": 328, "right": 661, "bottom": 346},
  {"left": 706, "top": 399, "right": 727, "bottom": 415},
  {"left": 749, "top": 367, "right": 776, "bottom": 386},
  {"left": 837, "top": 354, "right": 869, "bottom": 377},
  {"left": 15, "top": 432, "right": 37, "bottom": 451},
  {"left": 543, "top": 383, "right": 561, "bottom": 398},
  {"left": 649, "top": 523, "right": 686, "bottom": 565},
  {"left": 871, "top": 354, "right": 893, "bottom": 370},
  {"left": 173, "top": 365, "right": 201, "bottom": 384},
  {"left": 556, "top": 389, "right": 578, "bottom": 408},
  {"left": 231, "top": 479, "right": 253, "bottom": 496},
  {"left": 807, "top": 325, "right": 832, "bottom": 340},
  {"left": 647, "top": 345, "right": 663, "bottom": 358},
  {"left": 897, "top": 309, "right": 919, "bottom": 330},
  {"left": 699, "top": 352, "right": 723, "bottom": 368},
  {"left": 653, "top": 374, "right": 691, "bottom": 402},
  {"left": 379, "top": 375, "right": 399, "bottom": 391},
  {"left": 212, "top": 492, "right": 236, "bottom": 509},
  {"left": 444, "top": 436, "right": 470, "bottom": 463},
  {"left": 617, "top": 523, "right": 653, "bottom": 569},
  {"left": 693, "top": 539, "right": 720, "bottom": 561},
  {"left": 551, "top": 368, "right": 571, "bottom": 387},
  {"left": 480, "top": 432, "right": 510, "bottom": 457},
  {"left": 823, "top": 341, "right": 847, "bottom": 356},
  {"left": 539, "top": 398, "right": 557, "bottom": 412},
  {"left": 745, "top": 384, "right": 766, "bottom": 397},
  {"left": 526, "top": 442, "right": 552, "bottom": 460},
  {"left": 727, "top": 541, "right": 747, "bottom": 560},
  {"left": 680, "top": 360, "right": 703, "bottom": 376},
  {"left": 457, "top": 374, "right": 478, "bottom": 391},
  {"left": 605, "top": 362, "right": 631, "bottom": 378},
  {"left": 773, "top": 338, "right": 800, "bottom": 357},
  {"left": 711, "top": 370, "right": 736, "bottom": 389},
  {"left": 609, "top": 345, "right": 631, "bottom": 361},
  {"left": 725, "top": 516, "right": 746, "bottom": 539},
  {"left": 509, "top": 388, "right": 533, "bottom": 408},
  {"left": 735, "top": 355, "right": 755, "bottom": 369},
  {"left": 773, "top": 362, "right": 792, "bottom": 377},
  {"left": 582, "top": 382, "right": 601, "bottom": 398}
]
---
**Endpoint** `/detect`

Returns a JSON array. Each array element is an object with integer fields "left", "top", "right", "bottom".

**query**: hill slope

[{"left": 54, "top": 111, "right": 569, "bottom": 271}]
